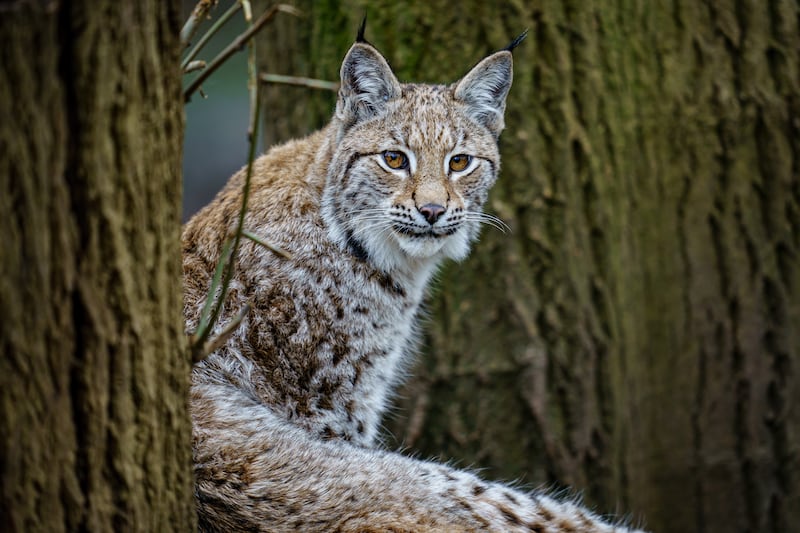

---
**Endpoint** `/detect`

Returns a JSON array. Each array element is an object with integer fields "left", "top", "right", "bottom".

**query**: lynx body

[{"left": 183, "top": 30, "right": 643, "bottom": 532}]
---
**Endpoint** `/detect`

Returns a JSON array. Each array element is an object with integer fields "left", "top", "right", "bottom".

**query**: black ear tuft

[
  {"left": 504, "top": 30, "right": 528, "bottom": 52},
  {"left": 356, "top": 15, "right": 368, "bottom": 43}
]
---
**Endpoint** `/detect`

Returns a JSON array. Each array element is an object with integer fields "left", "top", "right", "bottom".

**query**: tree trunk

[
  {"left": 0, "top": 2, "right": 195, "bottom": 531},
  {"left": 257, "top": 1, "right": 800, "bottom": 531}
]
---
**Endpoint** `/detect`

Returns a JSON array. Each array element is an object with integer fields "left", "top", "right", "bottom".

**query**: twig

[
  {"left": 180, "top": 0, "right": 219, "bottom": 48},
  {"left": 194, "top": 3, "right": 258, "bottom": 365},
  {"left": 260, "top": 73, "right": 339, "bottom": 92},
  {"left": 193, "top": 305, "right": 251, "bottom": 363},
  {"left": 184, "top": 60, "right": 207, "bottom": 74},
  {"left": 242, "top": 230, "right": 292, "bottom": 259},
  {"left": 241, "top": 0, "right": 252, "bottom": 21},
  {"left": 244, "top": 0, "right": 258, "bottom": 136},
  {"left": 190, "top": 72, "right": 263, "bottom": 360},
  {"left": 193, "top": 238, "right": 233, "bottom": 344},
  {"left": 183, "top": 3, "right": 302, "bottom": 102},
  {"left": 181, "top": 1, "right": 242, "bottom": 70}
]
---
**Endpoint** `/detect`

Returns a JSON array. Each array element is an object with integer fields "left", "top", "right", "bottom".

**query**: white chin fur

[
  {"left": 395, "top": 231, "right": 470, "bottom": 261},
  {"left": 349, "top": 222, "right": 473, "bottom": 273},
  {"left": 396, "top": 236, "right": 447, "bottom": 258}
]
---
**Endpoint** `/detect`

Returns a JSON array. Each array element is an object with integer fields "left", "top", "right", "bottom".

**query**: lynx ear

[
  {"left": 453, "top": 51, "right": 514, "bottom": 137},
  {"left": 336, "top": 42, "right": 402, "bottom": 127}
]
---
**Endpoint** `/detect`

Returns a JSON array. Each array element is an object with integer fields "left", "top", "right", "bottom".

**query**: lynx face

[{"left": 322, "top": 41, "right": 513, "bottom": 271}]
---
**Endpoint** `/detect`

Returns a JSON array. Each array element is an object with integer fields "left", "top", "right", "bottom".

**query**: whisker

[
  {"left": 347, "top": 219, "right": 393, "bottom": 234},
  {"left": 341, "top": 209, "right": 391, "bottom": 225},
  {"left": 344, "top": 207, "right": 389, "bottom": 216},
  {"left": 462, "top": 216, "right": 508, "bottom": 234},
  {"left": 462, "top": 211, "right": 511, "bottom": 233},
  {"left": 350, "top": 220, "right": 394, "bottom": 241}
]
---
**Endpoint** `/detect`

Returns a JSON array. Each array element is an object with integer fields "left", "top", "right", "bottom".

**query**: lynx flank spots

[{"left": 184, "top": 27, "right": 645, "bottom": 532}]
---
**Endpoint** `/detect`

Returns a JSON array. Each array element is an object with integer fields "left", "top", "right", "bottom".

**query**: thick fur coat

[{"left": 183, "top": 32, "right": 644, "bottom": 532}]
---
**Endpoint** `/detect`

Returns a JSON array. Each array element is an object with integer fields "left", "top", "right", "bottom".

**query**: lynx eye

[
  {"left": 449, "top": 154, "right": 472, "bottom": 172},
  {"left": 383, "top": 151, "right": 408, "bottom": 170}
]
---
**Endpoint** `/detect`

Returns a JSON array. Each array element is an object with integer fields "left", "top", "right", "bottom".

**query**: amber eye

[
  {"left": 449, "top": 154, "right": 472, "bottom": 172},
  {"left": 383, "top": 151, "right": 408, "bottom": 170}
]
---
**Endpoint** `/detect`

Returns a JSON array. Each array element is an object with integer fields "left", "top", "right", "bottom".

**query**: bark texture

[
  {"left": 257, "top": 1, "right": 800, "bottom": 531},
  {"left": 0, "top": 1, "right": 195, "bottom": 531}
]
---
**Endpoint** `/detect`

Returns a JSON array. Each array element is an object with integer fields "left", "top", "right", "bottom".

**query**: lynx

[{"left": 183, "top": 25, "right": 644, "bottom": 532}]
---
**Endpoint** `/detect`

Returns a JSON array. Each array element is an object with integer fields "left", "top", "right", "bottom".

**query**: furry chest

[{"left": 239, "top": 259, "right": 423, "bottom": 444}]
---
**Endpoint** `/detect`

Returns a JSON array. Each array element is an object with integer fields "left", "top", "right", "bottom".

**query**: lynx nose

[{"left": 418, "top": 203, "right": 446, "bottom": 225}]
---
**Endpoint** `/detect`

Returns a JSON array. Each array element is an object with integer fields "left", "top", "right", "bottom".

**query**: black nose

[{"left": 418, "top": 203, "right": 446, "bottom": 225}]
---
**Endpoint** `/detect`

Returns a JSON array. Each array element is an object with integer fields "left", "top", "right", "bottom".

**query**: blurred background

[{"left": 182, "top": 2, "right": 800, "bottom": 532}]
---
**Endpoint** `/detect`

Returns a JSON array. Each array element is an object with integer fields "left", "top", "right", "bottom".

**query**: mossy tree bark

[
  {"left": 258, "top": 1, "right": 800, "bottom": 531},
  {"left": 0, "top": 2, "right": 195, "bottom": 531}
]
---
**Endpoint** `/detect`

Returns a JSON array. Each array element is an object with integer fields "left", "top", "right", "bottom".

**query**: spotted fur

[{"left": 183, "top": 35, "right": 645, "bottom": 532}]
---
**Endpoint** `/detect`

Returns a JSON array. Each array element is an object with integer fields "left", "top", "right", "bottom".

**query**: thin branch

[
  {"left": 241, "top": 0, "right": 252, "bottom": 22},
  {"left": 183, "top": 3, "right": 302, "bottom": 102},
  {"left": 180, "top": 0, "right": 219, "bottom": 48},
  {"left": 242, "top": 230, "right": 292, "bottom": 259},
  {"left": 193, "top": 238, "right": 233, "bottom": 343},
  {"left": 260, "top": 73, "right": 339, "bottom": 92},
  {"left": 190, "top": 71, "right": 263, "bottom": 360},
  {"left": 184, "top": 60, "right": 207, "bottom": 74},
  {"left": 244, "top": 0, "right": 258, "bottom": 137},
  {"left": 193, "top": 305, "right": 250, "bottom": 363},
  {"left": 181, "top": 1, "right": 242, "bottom": 70}
]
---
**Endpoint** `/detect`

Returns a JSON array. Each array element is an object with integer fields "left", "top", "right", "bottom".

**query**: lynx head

[{"left": 322, "top": 30, "right": 523, "bottom": 273}]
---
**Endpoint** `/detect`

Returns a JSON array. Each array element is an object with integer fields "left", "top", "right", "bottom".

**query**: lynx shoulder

[{"left": 183, "top": 27, "right": 645, "bottom": 533}]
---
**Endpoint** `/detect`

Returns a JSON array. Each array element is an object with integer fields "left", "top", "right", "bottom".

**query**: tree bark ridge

[{"left": 1, "top": 2, "right": 195, "bottom": 531}]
